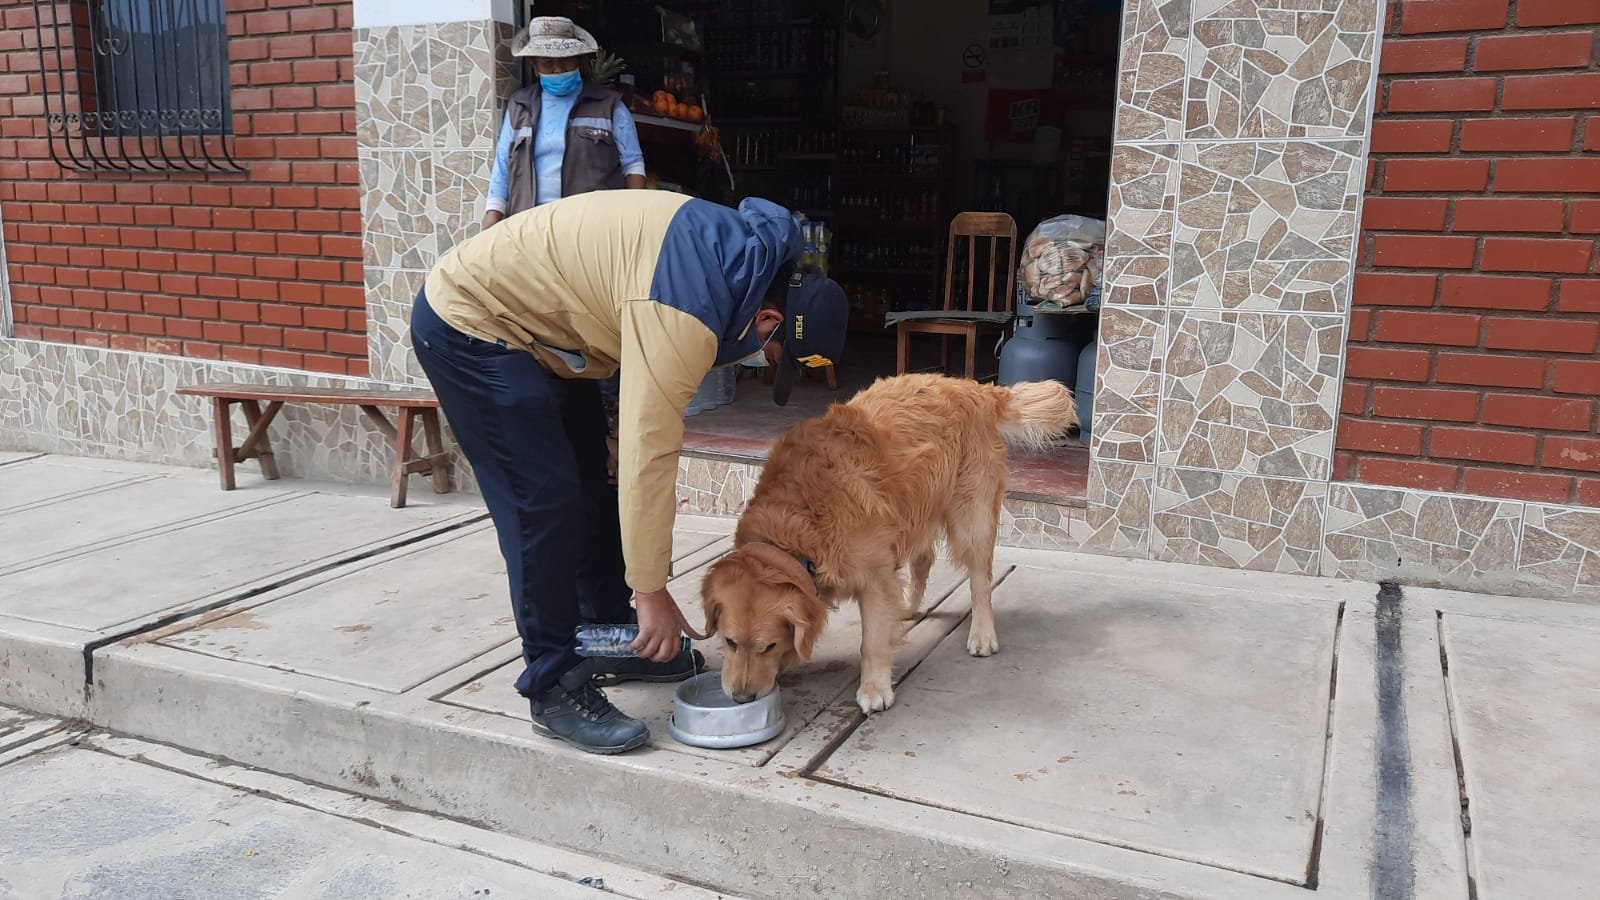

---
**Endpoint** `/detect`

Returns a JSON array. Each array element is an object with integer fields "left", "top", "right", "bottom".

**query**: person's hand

[
  {"left": 632, "top": 589, "right": 690, "bottom": 662},
  {"left": 605, "top": 436, "right": 619, "bottom": 485}
]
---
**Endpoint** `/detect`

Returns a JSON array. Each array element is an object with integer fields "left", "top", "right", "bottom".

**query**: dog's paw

[
  {"left": 856, "top": 682, "right": 895, "bottom": 714},
  {"left": 966, "top": 627, "right": 1000, "bottom": 657}
]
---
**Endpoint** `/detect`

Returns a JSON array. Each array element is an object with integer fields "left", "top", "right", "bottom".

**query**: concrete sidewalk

[
  {"left": 2, "top": 452, "right": 1597, "bottom": 898},
  {"left": 0, "top": 705, "right": 738, "bottom": 898}
]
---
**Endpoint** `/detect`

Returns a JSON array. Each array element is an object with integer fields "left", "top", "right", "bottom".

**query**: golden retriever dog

[{"left": 700, "top": 373, "right": 1078, "bottom": 714}]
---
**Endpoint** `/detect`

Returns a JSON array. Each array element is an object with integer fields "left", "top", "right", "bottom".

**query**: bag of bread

[{"left": 1017, "top": 214, "right": 1106, "bottom": 309}]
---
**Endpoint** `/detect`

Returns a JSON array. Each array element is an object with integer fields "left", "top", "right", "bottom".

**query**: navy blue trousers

[{"left": 411, "top": 288, "right": 633, "bottom": 698}]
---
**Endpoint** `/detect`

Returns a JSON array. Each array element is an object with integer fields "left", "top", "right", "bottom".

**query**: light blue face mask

[
  {"left": 539, "top": 69, "right": 582, "bottom": 96},
  {"left": 721, "top": 326, "right": 777, "bottom": 369}
]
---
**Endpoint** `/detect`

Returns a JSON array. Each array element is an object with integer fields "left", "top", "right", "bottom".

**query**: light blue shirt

[{"left": 486, "top": 89, "right": 647, "bottom": 214}]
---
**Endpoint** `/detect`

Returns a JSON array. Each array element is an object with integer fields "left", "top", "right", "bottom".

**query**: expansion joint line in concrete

[
  {"left": 798, "top": 564, "right": 1021, "bottom": 779},
  {"left": 1304, "top": 600, "right": 1347, "bottom": 890},
  {"left": 1373, "top": 581, "right": 1416, "bottom": 900},
  {"left": 1435, "top": 610, "right": 1480, "bottom": 900},
  {"left": 77, "top": 512, "right": 493, "bottom": 687}
]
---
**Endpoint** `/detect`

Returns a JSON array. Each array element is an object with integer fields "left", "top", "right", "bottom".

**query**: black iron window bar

[{"left": 32, "top": 0, "right": 245, "bottom": 173}]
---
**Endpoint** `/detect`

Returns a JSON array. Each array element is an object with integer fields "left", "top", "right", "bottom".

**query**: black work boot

[
  {"left": 587, "top": 642, "right": 705, "bottom": 687},
  {"left": 529, "top": 660, "right": 649, "bottom": 755}
]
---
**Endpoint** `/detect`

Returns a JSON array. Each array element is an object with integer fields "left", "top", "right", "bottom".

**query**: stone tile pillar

[
  {"left": 352, "top": 0, "right": 517, "bottom": 384},
  {"left": 1087, "top": 0, "right": 1383, "bottom": 574}
]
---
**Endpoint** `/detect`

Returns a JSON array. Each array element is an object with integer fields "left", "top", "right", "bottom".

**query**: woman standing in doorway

[{"left": 483, "top": 17, "right": 647, "bottom": 229}]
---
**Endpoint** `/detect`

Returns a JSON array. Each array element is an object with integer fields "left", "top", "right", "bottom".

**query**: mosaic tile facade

[
  {"left": 676, "top": 456, "right": 761, "bottom": 518},
  {"left": 1116, "top": 0, "right": 1189, "bottom": 142},
  {"left": 1082, "top": 461, "right": 1154, "bottom": 558},
  {"left": 1091, "top": 306, "right": 1165, "bottom": 464},
  {"left": 1090, "top": 0, "right": 1384, "bottom": 582},
  {"left": 1323, "top": 485, "right": 1522, "bottom": 595},
  {"left": 0, "top": 338, "right": 469, "bottom": 494},
  {"left": 1517, "top": 507, "right": 1600, "bottom": 601},
  {"left": 1186, "top": 0, "right": 1378, "bottom": 141},
  {"left": 1319, "top": 484, "right": 1600, "bottom": 602},
  {"left": 1159, "top": 310, "right": 1342, "bottom": 480},
  {"left": 356, "top": 19, "right": 515, "bottom": 386},
  {"left": 1172, "top": 141, "right": 1363, "bottom": 313},
  {"left": 1152, "top": 469, "right": 1327, "bottom": 575},
  {"left": 1105, "top": 143, "right": 1180, "bottom": 300}
]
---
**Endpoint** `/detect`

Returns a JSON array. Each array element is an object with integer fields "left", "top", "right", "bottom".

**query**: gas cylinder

[{"left": 997, "top": 311, "right": 1081, "bottom": 387}]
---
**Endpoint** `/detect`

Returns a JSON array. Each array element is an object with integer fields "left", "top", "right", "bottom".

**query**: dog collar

[{"left": 740, "top": 541, "right": 819, "bottom": 600}]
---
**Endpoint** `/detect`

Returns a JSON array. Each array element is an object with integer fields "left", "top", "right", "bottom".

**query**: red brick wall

[
  {"left": 0, "top": 0, "right": 367, "bottom": 376},
  {"left": 1339, "top": 0, "right": 1600, "bottom": 507}
]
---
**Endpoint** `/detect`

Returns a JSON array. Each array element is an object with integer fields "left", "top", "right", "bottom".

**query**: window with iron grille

[{"left": 32, "top": 0, "right": 245, "bottom": 173}]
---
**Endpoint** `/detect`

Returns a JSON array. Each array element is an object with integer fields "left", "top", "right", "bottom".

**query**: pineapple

[{"left": 587, "top": 50, "right": 627, "bottom": 85}]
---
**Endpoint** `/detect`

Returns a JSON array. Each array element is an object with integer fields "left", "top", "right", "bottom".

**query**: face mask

[
  {"left": 723, "top": 326, "right": 778, "bottom": 369},
  {"left": 539, "top": 69, "right": 582, "bottom": 96}
]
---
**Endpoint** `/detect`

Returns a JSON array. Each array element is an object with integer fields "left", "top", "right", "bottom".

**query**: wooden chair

[{"left": 895, "top": 211, "right": 1018, "bottom": 380}]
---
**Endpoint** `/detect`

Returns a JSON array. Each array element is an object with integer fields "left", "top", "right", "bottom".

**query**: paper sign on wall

[{"left": 988, "top": 0, "right": 1053, "bottom": 51}]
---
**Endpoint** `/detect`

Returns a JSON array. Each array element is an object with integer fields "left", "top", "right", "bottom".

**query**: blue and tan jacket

[{"left": 424, "top": 190, "right": 800, "bottom": 592}]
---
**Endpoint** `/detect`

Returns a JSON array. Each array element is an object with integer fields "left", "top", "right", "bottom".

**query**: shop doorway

[{"left": 537, "top": 0, "right": 1120, "bottom": 502}]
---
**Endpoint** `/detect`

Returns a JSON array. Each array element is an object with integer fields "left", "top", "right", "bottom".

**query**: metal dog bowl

[{"left": 667, "top": 672, "right": 785, "bottom": 749}]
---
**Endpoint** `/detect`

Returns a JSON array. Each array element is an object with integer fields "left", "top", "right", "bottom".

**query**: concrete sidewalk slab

[
  {"left": 1442, "top": 613, "right": 1600, "bottom": 898},
  {"left": 0, "top": 454, "right": 154, "bottom": 513},
  {"left": 2, "top": 491, "right": 475, "bottom": 632},
  {"left": 0, "top": 450, "right": 43, "bottom": 466},
  {"left": 0, "top": 720, "right": 739, "bottom": 899},
  {"left": 0, "top": 469, "right": 294, "bottom": 575},
  {"left": 812, "top": 564, "right": 1340, "bottom": 884},
  {"left": 147, "top": 517, "right": 741, "bottom": 696},
  {"left": 0, "top": 459, "right": 484, "bottom": 718},
  {"left": 444, "top": 554, "right": 980, "bottom": 766},
  {"left": 152, "top": 524, "right": 512, "bottom": 693}
]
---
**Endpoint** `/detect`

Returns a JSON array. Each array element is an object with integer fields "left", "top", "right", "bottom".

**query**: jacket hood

[
  {"left": 649, "top": 197, "right": 803, "bottom": 366},
  {"left": 721, "top": 198, "right": 803, "bottom": 360}
]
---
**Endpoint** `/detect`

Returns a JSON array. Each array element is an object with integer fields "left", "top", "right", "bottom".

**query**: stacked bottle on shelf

[
  {"left": 797, "top": 219, "right": 831, "bottom": 276},
  {"left": 786, "top": 174, "right": 832, "bottom": 211},
  {"left": 836, "top": 238, "right": 937, "bottom": 271},
  {"left": 729, "top": 128, "right": 837, "bottom": 167},
  {"left": 836, "top": 191, "right": 938, "bottom": 225},
  {"left": 839, "top": 139, "right": 941, "bottom": 173},
  {"left": 707, "top": 23, "right": 837, "bottom": 73}
]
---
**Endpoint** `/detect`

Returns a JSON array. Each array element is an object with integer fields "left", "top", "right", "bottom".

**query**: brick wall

[
  {"left": 0, "top": 0, "right": 367, "bottom": 376},
  {"left": 1339, "top": 0, "right": 1600, "bottom": 507}
]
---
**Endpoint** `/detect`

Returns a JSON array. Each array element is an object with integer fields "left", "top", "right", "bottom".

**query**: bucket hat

[{"left": 512, "top": 16, "right": 600, "bottom": 59}]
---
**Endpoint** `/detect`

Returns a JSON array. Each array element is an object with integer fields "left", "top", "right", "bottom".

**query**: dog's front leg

[{"left": 856, "top": 581, "right": 901, "bottom": 714}]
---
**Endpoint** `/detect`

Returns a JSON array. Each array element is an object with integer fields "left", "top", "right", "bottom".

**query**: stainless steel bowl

[{"left": 667, "top": 672, "right": 785, "bottom": 749}]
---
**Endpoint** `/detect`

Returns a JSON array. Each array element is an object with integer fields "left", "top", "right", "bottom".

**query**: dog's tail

[{"left": 996, "top": 380, "right": 1079, "bottom": 450}]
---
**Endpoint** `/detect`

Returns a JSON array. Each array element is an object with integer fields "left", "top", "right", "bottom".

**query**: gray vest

[{"left": 505, "top": 82, "right": 627, "bottom": 217}]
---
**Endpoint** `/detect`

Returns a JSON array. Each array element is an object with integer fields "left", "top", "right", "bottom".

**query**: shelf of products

[{"left": 829, "top": 107, "right": 956, "bottom": 333}]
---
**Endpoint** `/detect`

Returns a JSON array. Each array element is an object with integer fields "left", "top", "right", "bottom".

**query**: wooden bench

[{"left": 176, "top": 383, "right": 451, "bottom": 509}]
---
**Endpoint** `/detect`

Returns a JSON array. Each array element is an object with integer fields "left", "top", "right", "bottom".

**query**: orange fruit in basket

[{"left": 687, "top": 105, "right": 704, "bottom": 123}]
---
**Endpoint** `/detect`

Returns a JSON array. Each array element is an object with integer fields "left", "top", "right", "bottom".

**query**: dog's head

[{"left": 701, "top": 547, "right": 827, "bottom": 703}]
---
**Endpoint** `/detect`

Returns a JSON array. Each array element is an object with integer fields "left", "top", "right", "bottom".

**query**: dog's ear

[
  {"left": 748, "top": 553, "right": 815, "bottom": 600},
  {"left": 783, "top": 592, "right": 826, "bottom": 662},
  {"left": 699, "top": 565, "right": 723, "bottom": 637}
]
